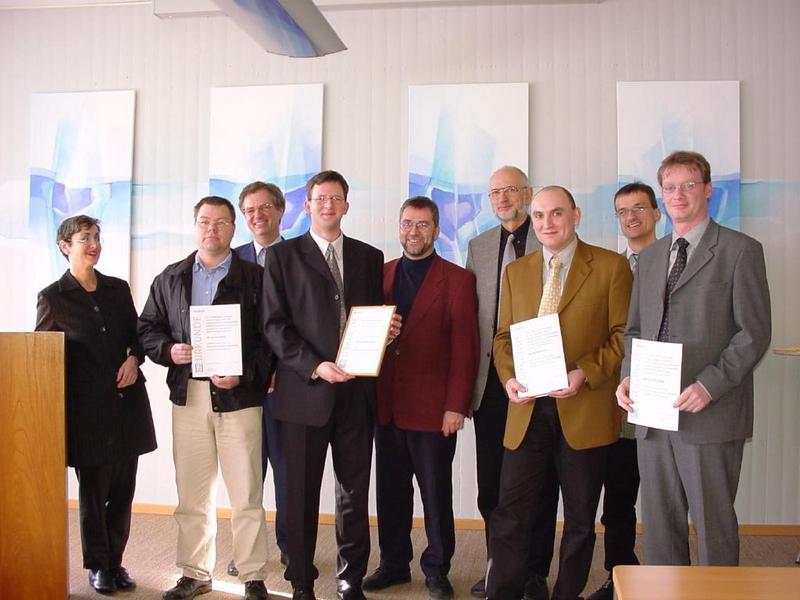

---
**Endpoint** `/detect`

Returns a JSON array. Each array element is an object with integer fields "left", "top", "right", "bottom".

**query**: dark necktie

[
  {"left": 496, "top": 233, "right": 516, "bottom": 324},
  {"left": 657, "top": 238, "right": 689, "bottom": 341},
  {"left": 325, "top": 244, "right": 347, "bottom": 335}
]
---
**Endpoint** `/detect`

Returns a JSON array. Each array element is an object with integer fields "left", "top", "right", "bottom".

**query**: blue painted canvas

[
  {"left": 617, "top": 81, "right": 740, "bottom": 242},
  {"left": 209, "top": 84, "right": 323, "bottom": 244},
  {"left": 408, "top": 84, "right": 528, "bottom": 265},
  {"left": 29, "top": 90, "right": 135, "bottom": 282}
]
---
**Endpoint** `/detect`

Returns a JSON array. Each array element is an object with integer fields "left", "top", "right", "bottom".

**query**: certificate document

[
  {"left": 510, "top": 313, "right": 568, "bottom": 398},
  {"left": 190, "top": 304, "right": 242, "bottom": 377},
  {"left": 628, "top": 338, "right": 682, "bottom": 431},
  {"left": 335, "top": 305, "right": 396, "bottom": 377}
]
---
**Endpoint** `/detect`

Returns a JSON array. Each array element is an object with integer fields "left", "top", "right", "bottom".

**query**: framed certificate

[{"left": 335, "top": 305, "right": 396, "bottom": 377}]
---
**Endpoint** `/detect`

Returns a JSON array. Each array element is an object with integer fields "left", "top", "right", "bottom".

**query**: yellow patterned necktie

[{"left": 538, "top": 255, "right": 563, "bottom": 317}]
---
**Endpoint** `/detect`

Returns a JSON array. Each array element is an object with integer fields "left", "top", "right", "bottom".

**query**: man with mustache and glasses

[{"left": 363, "top": 196, "right": 478, "bottom": 600}]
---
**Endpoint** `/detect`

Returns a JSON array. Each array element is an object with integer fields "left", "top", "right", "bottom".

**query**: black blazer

[
  {"left": 138, "top": 251, "right": 271, "bottom": 411},
  {"left": 263, "top": 232, "right": 384, "bottom": 426},
  {"left": 36, "top": 271, "right": 157, "bottom": 468}
]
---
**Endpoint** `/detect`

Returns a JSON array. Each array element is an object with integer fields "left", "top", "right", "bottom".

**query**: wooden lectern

[{"left": 0, "top": 332, "right": 67, "bottom": 599}]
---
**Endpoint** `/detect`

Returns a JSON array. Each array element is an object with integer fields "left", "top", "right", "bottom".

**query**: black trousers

[
  {"left": 374, "top": 420, "right": 457, "bottom": 578},
  {"left": 281, "top": 386, "right": 374, "bottom": 587},
  {"left": 262, "top": 393, "right": 287, "bottom": 554},
  {"left": 599, "top": 437, "right": 640, "bottom": 572},
  {"left": 486, "top": 398, "right": 607, "bottom": 600},
  {"left": 74, "top": 456, "right": 139, "bottom": 570},
  {"left": 474, "top": 367, "right": 558, "bottom": 580}
]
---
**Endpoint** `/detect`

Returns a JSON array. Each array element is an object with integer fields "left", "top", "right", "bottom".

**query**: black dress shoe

[
  {"left": 245, "top": 580, "right": 270, "bottom": 600},
  {"left": 88, "top": 569, "right": 117, "bottom": 595},
  {"left": 162, "top": 576, "right": 212, "bottom": 600},
  {"left": 469, "top": 577, "right": 485, "bottom": 598},
  {"left": 227, "top": 559, "right": 239, "bottom": 577},
  {"left": 425, "top": 575, "right": 454, "bottom": 599},
  {"left": 111, "top": 566, "right": 136, "bottom": 590},
  {"left": 337, "top": 580, "right": 367, "bottom": 600},
  {"left": 585, "top": 577, "right": 613, "bottom": 600},
  {"left": 362, "top": 567, "right": 411, "bottom": 591},
  {"left": 522, "top": 574, "right": 550, "bottom": 600},
  {"left": 292, "top": 585, "right": 316, "bottom": 600}
]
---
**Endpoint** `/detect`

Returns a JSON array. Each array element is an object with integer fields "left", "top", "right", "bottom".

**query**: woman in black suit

[{"left": 35, "top": 215, "right": 157, "bottom": 595}]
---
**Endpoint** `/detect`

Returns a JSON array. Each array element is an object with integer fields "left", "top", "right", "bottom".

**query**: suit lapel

[
  {"left": 558, "top": 240, "right": 591, "bottom": 312},
  {"left": 300, "top": 232, "right": 336, "bottom": 287},
  {"left": 404, "top": 256, "right": 444, "bottom": 335},
  {"left": 529, "top": 251, "right": 545, "bottom": 311},
  {"left": 671, "top": 220, "right": 719, "bottom": 293}
]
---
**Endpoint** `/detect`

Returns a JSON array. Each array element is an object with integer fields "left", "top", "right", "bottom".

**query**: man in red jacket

[{"left": 363, "top": 196, "right": 479, "bottom": 600}]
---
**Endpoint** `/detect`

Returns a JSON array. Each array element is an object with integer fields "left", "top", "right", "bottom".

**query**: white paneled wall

[{"left": 0, "top": 0, "right": 798, "bottom": 524}]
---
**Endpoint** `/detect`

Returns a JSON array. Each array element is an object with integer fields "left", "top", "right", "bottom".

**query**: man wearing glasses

[
  {"left": 585, "top": 182, "right": 661, "bottom": 600},
  {"left": 362, "top": 196, "right": 478, "bottom": 599},
  {"left": 464, "top": 166, "right": 557, "bottom": 600},
  {"left": 138, "top": 196, "right": 271, "bottom": 600},
  {"left": 262, "top": 171, "right": 399, "bottom": 600},
  {"left": 224, "top": 182, "right": 289, "bottom": 578},
  {"left": 617, "top": 151, "right": 771, "bottom": 567}
]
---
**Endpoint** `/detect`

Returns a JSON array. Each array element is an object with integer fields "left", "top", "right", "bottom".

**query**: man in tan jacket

[{"left": 485, "top": 186, "right": 632, "bottom": 600}]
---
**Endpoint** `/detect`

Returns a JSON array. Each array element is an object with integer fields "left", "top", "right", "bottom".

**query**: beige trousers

[{"left": 172, "top": 379, "right": 268, "bottom": 582}]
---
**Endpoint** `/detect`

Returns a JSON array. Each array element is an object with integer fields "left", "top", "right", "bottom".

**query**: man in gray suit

[
  {"left": 616, "top": 150, "right": 771, "bottom": 566},
  {"left": 465, "top": 165, "right": 558, "bottom": 600}
]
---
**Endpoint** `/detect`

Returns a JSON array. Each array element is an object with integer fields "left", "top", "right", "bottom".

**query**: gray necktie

[
  {"left": 257, "top": 247, "right": 266, "bottom": 268},
  {"left": 325, "top": 244, "right": 347, "bottom": 334},
  {"left": 629, "top": 253, "right": 638, "bottom": 274},
  {"left": 497, "top": 233, "right": 516, "bottom": 324}
]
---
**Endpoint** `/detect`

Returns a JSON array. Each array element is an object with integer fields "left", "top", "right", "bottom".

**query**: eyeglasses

[
  {"left": 70, "top": 235, "right": 102, "bottom": 245},
  {"left": 615, "top": 206, "right": 651, "bottom": 218},
  {"left": 243, "top": 203, "right": 275, "bottom": 217},
  {"left": 399, "top": 220, "right": 434, "bottom": 232},
  {"left": 488, "top": 185, "right": 527, "bottom": 199},
  {"left": 311, "top": 195, "right": 346, "bottom": 205},
  {"left": 196, "top": 219, "right": 232, "bottom": 230},
  {"left": 662, "top": 181, "right": 703, "bottom": 196}
]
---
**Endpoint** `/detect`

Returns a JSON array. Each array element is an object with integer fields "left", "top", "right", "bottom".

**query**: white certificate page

[
  {"left": 510, "top": 313, "right": 569, "bottom": 398},
  {"left": 190, "top": 304, "right": 243, "bottom": 378},
  {"left": 628, "top": 338, "right": 682, "bottom": 431},
  {"left": 336, "top": 305, "right": 395, "bottom": 377}
]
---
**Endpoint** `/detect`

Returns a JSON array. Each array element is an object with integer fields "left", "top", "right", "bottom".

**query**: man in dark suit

[
  {"left": 138, "top": 196, "right": 271, "bottom": 600},
  {"left": 227, "top": 181, "right": 288, "bottom": 576},
  {"left": 487, "top": 186, "right": 632, "bottom": 600},
  {"left": 586, "top": 182, "right": 661, "bottom": 600},
  {"left": 464, "top": 166, "right": 558, "bottom": 600},
  {"left": 362, "top": 196, "right": 479, "bottom": 600},
  {"left": 262, "top": 170, "right": 399, "bottom": 600},
  {"left": 616, "top": 151, "right": 771, "bottom": 566}
]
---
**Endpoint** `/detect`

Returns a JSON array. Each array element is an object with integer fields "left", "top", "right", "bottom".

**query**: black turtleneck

[{"left": 392, "top": 252, "right": 436, "bottom": 320}]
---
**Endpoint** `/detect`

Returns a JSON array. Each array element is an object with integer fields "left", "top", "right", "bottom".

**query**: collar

[
  {"left": 193, "top": 251, "right": 232, "bottom": 273},
  {"left": 672, "top": 216, "right": 710, "bottom": 248},
  {"left": 309, "top": 229, "right": 344, "bottom": 257},
  {"left": 543, "top": 235, "right": 579, "bottom": 269}
]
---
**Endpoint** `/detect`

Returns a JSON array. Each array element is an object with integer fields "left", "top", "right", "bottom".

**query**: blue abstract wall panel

[
  {"left": 29, "top": 90, "right": 135, "bottom": 282},
  {"left": 209, "top": 84, "right": 323, "bottom": 244},
  {"left": 617, "top": 81, "right": 740, "bottom": 243},
  {"left": 408, "top": 83, "right": 529, "bottom": 265}
]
